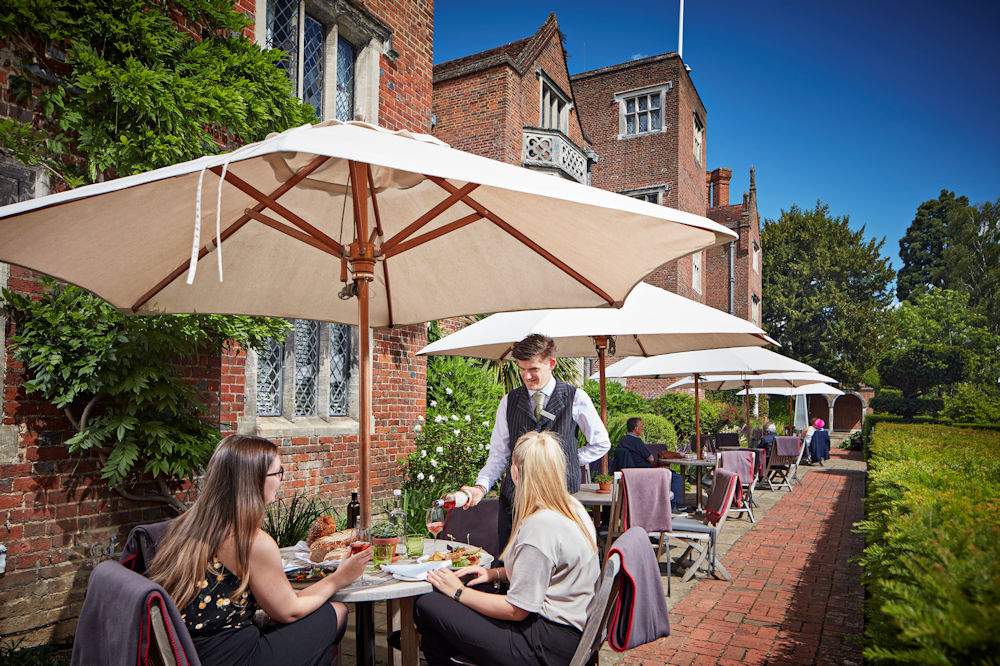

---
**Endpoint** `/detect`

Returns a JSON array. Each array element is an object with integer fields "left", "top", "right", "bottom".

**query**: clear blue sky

[{"left": 434, "top": 1, "right": 1000, "bottom": 271}]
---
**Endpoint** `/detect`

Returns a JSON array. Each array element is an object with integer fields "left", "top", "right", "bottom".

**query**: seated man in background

[{"left": 612, "top": 418, "right": 689, "bottom": 513}]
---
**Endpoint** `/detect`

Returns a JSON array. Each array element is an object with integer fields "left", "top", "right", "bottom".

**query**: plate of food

[
  {"left": 418, "top": 545, "right": 493, "bottom": 570},
  {"left": 286, "top": 567, "right": 337, "bottom": 583}
]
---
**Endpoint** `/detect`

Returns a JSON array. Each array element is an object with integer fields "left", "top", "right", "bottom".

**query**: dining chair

[
  {"left": 603, "top": 468, "right": 675, "bottom": 594},
  {"left": 715, "top": 432, "right": 740, "bottom": 449},
  {"left": 661, "top": 468, "right": 739, "bottom": 583},
  {"left": 765, "top": 436, "right": 803, "bottom": 492},
  {"left": 718, "top": 449, "right": 757, "bottom": 523},
  {"left": 72, "top": 560, "right": 201, "bottom": 666}
]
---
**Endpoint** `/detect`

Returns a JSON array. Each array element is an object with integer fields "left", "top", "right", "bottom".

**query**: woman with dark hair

[
  {"left": 412, "top": 431, "right": 600, "bottom": 665},
  {"left": 148, "top": 434, "right": 370, "bottom": 665}
]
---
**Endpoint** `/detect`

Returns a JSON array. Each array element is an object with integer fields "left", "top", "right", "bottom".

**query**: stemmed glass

[
  {"left": 425, "top": 505, "right": 445, "bottom": 552},
  {"left": 351, "top": 523, "right": 372, "bottom": 582}
]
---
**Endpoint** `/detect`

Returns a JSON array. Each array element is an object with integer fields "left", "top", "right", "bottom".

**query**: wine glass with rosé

[
  {"left": 425, "top": 505, "right": 445, "bottom": 552},
  {"left": 350, "top": 521, "right": 372, "bottom": 580}
]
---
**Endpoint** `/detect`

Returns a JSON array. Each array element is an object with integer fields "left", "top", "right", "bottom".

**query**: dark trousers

[
  {"left": 191, "top": 603, "right": 345, "bottom": 666},
  {"left": 414, "top": 591, "right": 581, "bottom": 666}
]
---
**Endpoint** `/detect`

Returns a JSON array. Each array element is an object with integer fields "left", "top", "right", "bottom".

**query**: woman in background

[
  {"left": 413, "top": 431, "right": 600, "bottom": 665},
  {"left": 148, "top": 435, "right": 370, "bottom": 665}
]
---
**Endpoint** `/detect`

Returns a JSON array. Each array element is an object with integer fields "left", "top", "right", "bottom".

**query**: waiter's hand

[{"left": 461, "top": 485, "right": 484, "bottom": 508}]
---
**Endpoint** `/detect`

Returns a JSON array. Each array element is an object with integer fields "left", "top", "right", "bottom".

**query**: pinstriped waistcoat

[{"left": 500, "top": 379, "right": 582, "bottom": 503}]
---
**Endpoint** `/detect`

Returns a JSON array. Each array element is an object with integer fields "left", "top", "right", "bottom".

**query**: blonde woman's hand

[
  {"left": 336, "top": 544, "right": 371, "bottom": 583},
  {"left": 453, "top": 565, "right": 489, "bottom": 586},
  {"left": 426, "top": 567, "right": 464, "bottom": 598}
]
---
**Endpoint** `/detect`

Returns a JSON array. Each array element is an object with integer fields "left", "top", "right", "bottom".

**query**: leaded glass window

[
  {"left": 336, "top": 36, "right": 356, "bottom": 121},
  {"left": 256, "top": 338, "right": 284, "bottom": 416},
  {"left": 302, "top": 16, "right": 325, "bottom": 119},
  {"left": 623, "top": 92, "right": 661, "bottom": 136},
  {"left": 329, "top": 324, "right": 351, "bottom": 416},
  {"left": 293, "top": 319, "right": 320, "bottom": 416},
  {"left": 266, "top": 0, "right": 298, "bottom": 86}
]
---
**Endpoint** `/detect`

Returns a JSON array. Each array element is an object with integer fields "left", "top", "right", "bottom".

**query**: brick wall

[{"left": 0, "top": 0, "right": 433, "bottom": 646}]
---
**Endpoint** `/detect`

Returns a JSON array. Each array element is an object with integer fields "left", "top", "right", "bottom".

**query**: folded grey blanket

[{"left": 607, "top": 526, "right": 670, "bottom": 651}]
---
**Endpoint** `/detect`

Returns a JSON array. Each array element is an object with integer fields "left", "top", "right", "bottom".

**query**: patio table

[
  {"left": 284, "top": 539, "right": 486, "bottom": 666},
  {"left": 660, "top": 454, "right": 718, "bottom": 510}
]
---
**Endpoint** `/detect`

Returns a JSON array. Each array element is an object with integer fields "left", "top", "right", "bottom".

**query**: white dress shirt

[{"left": 474, "top": 377, "right": 610, "bottom": 490}]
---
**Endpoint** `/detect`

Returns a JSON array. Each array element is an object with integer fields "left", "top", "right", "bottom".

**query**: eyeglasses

[{"left": 266, "top": 467, "right": 284, "bottom": 480}]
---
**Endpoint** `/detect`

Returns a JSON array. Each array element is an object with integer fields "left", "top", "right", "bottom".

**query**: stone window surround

[
  {"left": 693, "top": 111, "right": 705, "bottom": 165},
  {"left": 536, "top": 67, "right": 573, "bottom": 134},
  {"left": 752, "top": 238, "right": 760, "bottom": 274},
  {"left": 692, "top": 250, "right": 703, "bottom": 294},
  {"left": 619, "top": 183, "right": 670, "bottom": 205},
  {"left": 246, "top": 0, "right": 395, "bottom": 438},
  {"left": 241, "top": 325, "right": 363, "bottom": 439},
  {"left": 614, "top": 81, "right": 673, "bottom": 140},
  {"left": 254, "top": 0, "right": 397, "bottom": 125}
]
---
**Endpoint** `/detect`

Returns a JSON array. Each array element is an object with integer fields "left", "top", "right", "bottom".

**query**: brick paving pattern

[{"left": 619, "top": 448, "right": 866, "bottom": 665}]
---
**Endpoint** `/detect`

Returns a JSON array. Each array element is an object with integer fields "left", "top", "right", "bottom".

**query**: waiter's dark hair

[
  {"left": 626, "top": 417, "right": 642, "bottom": 432},
  {"left": 511, "top": 334, "right": 556, "bottom": 361}
]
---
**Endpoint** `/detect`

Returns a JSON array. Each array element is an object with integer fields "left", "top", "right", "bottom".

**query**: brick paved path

[{"left": 619, "top": 448, "right": 866, "bottom": 665}]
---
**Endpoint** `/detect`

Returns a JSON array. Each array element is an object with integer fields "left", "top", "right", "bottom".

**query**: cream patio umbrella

[
  {"left": 0, "top": 119, "right": 737, "bottom": 525},
  {"left": 667, "top": 371, "right": 838, "bottom": 437},
  {"left": 417, "top": 282, "right": 774, "bottom": 473},
  {"left": 600, "top": 347, "right": 818, "bottom": 457}
]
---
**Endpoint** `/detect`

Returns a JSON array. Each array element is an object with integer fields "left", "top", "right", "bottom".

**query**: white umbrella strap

[
  {"left": 213, "top": 159, "right": 230, "bottom": 282},
  {"left": 186, "top": 165, "right": 208, "bottom": 285}
]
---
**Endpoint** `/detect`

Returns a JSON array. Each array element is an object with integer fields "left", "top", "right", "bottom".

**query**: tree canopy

[
  {"left": 0, "top": 0, "right": 316, "bottom": 187},
  {"left": 761, "top": 201, "right": 895, "bottom": 386},
  {"left": 944, "top": 198, "right": 1000, "bottom": 335},
  {"left": 896, "top": 190, "right": 968, "bottom": 302}
]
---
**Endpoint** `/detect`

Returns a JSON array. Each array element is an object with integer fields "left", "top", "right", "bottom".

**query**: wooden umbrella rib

[
  {"left": 217, "top": 168, "right": 343, "bottom": 254},
  {"left": 132, "top": 155, "right": 332, "bottom": 310},
  {"left": 427, "top": 176, "right": 614, "bottom": 305},
  {"left": 244, "top": 209, "right": 342, "bottom": 257},
  {"left": 381, "top": 182, "right": 480, "bottom": 253},
  {"left": 367, "top": 165, "right": 384, "bottom": 245},
  {"left": 382, "top": 261, "right": 394, "bottom": 327},
  {"left": 381, "top": 212, "right": 484, "bottom": 258},
  {"left": 348, "top": 161, "right": 367, "bottom": 252},
  {"left": 634, "top": 335, "right": 649, "bottom": 356}
]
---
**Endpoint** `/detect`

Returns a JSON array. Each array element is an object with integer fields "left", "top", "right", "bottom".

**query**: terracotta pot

[{"left": 596, "top": 482, "right": 612, "bottom": 494}]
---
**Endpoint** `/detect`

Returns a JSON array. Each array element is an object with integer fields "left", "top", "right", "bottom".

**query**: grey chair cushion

[{"left": 668, "top": 517, "right": 714, "bottom": 535}]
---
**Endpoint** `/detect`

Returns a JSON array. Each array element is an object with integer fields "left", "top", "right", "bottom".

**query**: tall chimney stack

[{"left": 708, "top": 167, "right": 732, "bottom": 208}]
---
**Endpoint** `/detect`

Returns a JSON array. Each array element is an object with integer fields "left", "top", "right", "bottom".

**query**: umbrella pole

[
  {"left": 594, "top": 336, "right": 609, "bottom": 475},
  {"left": 349, "top": 161, "right": 376, "bottom": 529},
  {"left": 744, "top": 379, "right": 751, "bottom": 443},
  {"left": 694, "top": 373, "right": 701, "bottom": 459}
]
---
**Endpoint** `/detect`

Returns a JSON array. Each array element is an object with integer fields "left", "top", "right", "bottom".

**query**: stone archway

[{"left": 834, "top": 393, "right": 864, "bottom": 431}]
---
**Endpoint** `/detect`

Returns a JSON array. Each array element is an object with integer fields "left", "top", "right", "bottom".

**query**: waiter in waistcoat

[{"left": 460, "top": 334, "right": 610, "bottom": 549}]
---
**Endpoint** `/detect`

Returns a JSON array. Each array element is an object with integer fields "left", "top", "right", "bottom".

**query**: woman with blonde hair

[
  {"left": 147, "top": 435, "right": 370, "bottom": 665},
  {"left": 413, "top": 431, "right": 600, "bottom": 665}
]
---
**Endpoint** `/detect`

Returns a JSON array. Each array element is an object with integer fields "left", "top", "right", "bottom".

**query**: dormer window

[{"left": 537, "top": 69, "right": 571, "bottom": 133}]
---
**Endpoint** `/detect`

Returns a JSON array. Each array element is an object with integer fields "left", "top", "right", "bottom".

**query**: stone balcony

[{"left": 521, "top": 127, "right": 588, "bottom": 184}]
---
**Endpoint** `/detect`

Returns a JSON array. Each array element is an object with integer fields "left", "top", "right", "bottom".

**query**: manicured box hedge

[{"left": 859, "top": 423, "right": 1000, "bottom": 663}]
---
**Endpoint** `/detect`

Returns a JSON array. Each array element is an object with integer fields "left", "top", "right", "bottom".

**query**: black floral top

[{"left": 180, "top": 557, "right": 257, "bottom": 636}]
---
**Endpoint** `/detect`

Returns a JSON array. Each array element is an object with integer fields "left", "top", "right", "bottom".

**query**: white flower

[
  {"left": 430, "top": 400, "right": 437, "bottom": 407},
  {"left": 429, "top": 474, "right": 435, "bottom": 483},
  {"left": 464, "top": 415, "right": 471, "bottom": 422},
  {"left": 418, "top": 415, "right": 424, "bottom": 421},
  {"left": 421, "top": 450, "right": 427, "bottom": 458},
  {"left": 435, "top": 446, "right": 443, "bottom": 453},
  {"left": 417, "top": 472, "right": 424, "bottom": 480},
  {"left": 482, "top": 420, "right": 489, "bottom": 426},
  {"left": 414, "top": 424, "right": 422, "bottom": 432},
  {"left": 451, "top": 415, "right": 459, "bottom": 421},
  {"left": 445, "top": 387, "right": 453, "bottom": 395},
  {"left": 465, "top": 447, "right": 471, "bottom": 453},
  {"left": 430, "top": 459, "right": 438, "bottom": 467},
  {"left": 434, "top": 415, "right": 446, "bottom": 423},
  {"left": 453, "top": 429, "right": 460, "bottom": 436}
]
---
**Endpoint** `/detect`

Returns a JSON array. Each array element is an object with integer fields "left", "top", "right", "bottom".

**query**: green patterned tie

[{"left": 533, "top": 392, "right": 544, "bottom": 420}]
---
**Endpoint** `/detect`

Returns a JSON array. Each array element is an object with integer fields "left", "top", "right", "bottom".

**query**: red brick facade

[{"left": 0, "top": 0, "right": 432, "bottom": 646}]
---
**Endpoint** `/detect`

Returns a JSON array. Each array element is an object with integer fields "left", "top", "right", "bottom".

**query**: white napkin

[{"left": 381, "top": 561, "right": 448, "bottom": 581}]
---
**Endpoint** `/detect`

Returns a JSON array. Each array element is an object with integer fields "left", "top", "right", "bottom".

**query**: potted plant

[
  {"left": 370, "top": 519, "right": 404, "bottom": 548},
  {"left": 593, "top": 474, "right": 614, "bottom": 494}
]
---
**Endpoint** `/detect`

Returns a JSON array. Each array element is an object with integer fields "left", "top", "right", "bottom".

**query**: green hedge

[
  {"left": 606, "top": 413, "right": 677, "bottom": 453},
  {"left": 858, "top": 424, "right": 1000, "bottom": 663}
]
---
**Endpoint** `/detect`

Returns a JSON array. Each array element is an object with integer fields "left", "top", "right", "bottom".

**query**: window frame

[
  {"left": 619, "top": 184, "right": 669, "bottom": 205},
  {"left": 536, "top": 68, "right": 572, "bottom": 134},
  {"left": 693, "top": 112, "right": 705, "bottom": 165},
  {"left": 692, "top": 251, "right": 703, "bottom": 294},
  {"left": 614, "top": 82, "right": 672, "bottom": 139}
]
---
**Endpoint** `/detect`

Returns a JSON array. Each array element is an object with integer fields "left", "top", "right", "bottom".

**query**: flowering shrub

[{"left": 401, "top": 354, "right": 504, "bottom": 499}]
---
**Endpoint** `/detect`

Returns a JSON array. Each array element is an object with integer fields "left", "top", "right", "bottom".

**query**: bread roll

[{"left": 308, "top": 529, "right": 356, "bottom": 562}]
